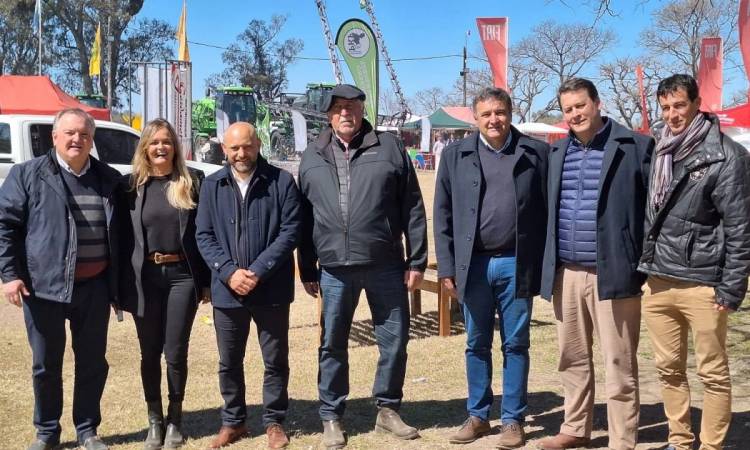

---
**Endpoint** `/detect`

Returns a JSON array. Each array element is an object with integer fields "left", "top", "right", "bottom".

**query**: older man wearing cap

[{"left": 297, "top": 84, "right": 428, "bottom": 449}]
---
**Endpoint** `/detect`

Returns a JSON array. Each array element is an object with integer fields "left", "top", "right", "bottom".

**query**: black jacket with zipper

[
  {"left": 638, "top": 114, "right": 750, "bottom": 309},
  {"left": 117, "top": 168, "right": 210, "bottom": 317},
  {"left": 297, "top": 120, "right": 428, "bottom": 282}
]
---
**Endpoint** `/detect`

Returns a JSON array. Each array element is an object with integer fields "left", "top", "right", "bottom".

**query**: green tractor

[{"left": 192, "top": 86, "right": 259, "bottom": 164}]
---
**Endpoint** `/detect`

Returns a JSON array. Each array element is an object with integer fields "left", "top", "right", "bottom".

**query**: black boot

[
  {"left": 163, "top": 402, "right": 185, "bottom": 449},
  {"left": 143, "top": 400, "right": 164, "bottom": 450}
]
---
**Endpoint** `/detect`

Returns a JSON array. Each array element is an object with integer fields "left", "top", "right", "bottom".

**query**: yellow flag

[
  {"left": 89, "top": 23, "right": 101, "bottom": 76},
  {"left": 176, "top": 1, "right": 190, "bottom": 61}
]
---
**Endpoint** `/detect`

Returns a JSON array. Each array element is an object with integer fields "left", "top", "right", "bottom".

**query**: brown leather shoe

[
  {"left": 374, "top": 407, "right": 420, "bottom": 440},
  {"left": 537, "top": 433, "right": 590, "bottom": 450},
  {"left": 496, "top": 422, "right": 525, "bottom": 449},
  {"left": 266, "top": 423, "right": 289, "bottom": 449},
  {"left": 449, "top": 416, "right": 491, "bottom": 444},
  {"left": 207, "top": 424, "right": 248, "bottom": 449}
]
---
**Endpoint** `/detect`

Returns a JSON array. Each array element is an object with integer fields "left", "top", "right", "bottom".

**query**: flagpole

[{"left": 37, "top": 0, "right": 42, "bottom": 75}]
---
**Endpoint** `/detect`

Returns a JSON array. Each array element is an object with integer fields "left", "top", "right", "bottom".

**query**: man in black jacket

[
  {"left": 0, "top": 108, "right": 120, "bottom": 450},
  {"left": 297, "top": 84, "right": 428, "bottom": 448},
  {"left": 434, "top": 87, "right": 547, "bottom": 448},
  {"left": 196, "top": 122, "right": 301, "bottom": 449},
  {"left": 538, "top": 78, "right": 654, "bottom": 450},
  {"left": 638, "top": 74, "right": 750, "bottom": 450}
]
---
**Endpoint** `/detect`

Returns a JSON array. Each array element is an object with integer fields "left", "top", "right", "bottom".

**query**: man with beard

[
  {"left": 196, "top": 122, "right": 302, "bottom": 449},
  {"left": 638, "top": 74, "right": 750, "bottom": 450},
  {"left": 297, "top": 84, "right": 427, "bottom": 449}
]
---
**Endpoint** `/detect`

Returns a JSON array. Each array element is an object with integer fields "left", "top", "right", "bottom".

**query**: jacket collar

[
  {"left": 676, "top": 113, "right": 726, "bottom": 172},
  {"left": 40, "top": 150, "right": 117, "bottom": 200},
  {"left": 312, "top": 119, "right": 378, "bottom": 163},
  {"left": 217, "top": 155, "right": 271, "bottom": 184}
]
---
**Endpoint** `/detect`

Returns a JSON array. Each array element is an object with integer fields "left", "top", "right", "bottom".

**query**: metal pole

[
  {"left": 37, "top": 1, "right": 42, "bottom": 75},
  {"left": 462, "top": 45, "right": 467, "bottom": 107},
  {"left": 106, "top": 16, "right": 113, "bottom": 109}
]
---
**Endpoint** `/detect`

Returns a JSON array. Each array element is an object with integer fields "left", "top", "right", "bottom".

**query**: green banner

[{"left": 335, "top": 18, "right": 379, "bottom": 122}]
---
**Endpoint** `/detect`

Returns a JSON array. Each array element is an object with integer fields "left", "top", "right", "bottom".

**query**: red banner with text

[
  {"left": 476, "top": 18, "right": 509, "bottom": 91},
  {"left": 635, "top": 65, "right": 650, "bottom": 134},
  {"left": 697, "top": 37, "right": 723, "bottom": 112}
]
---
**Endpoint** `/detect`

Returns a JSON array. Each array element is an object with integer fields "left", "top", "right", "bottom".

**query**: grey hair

[{"left": 52, "top": 108, "right": 96, "bottom": 134}]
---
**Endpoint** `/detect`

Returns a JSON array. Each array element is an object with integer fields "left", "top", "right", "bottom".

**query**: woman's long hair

[{"left": 130, "top": 118, "right": 196, "bottom": 210}]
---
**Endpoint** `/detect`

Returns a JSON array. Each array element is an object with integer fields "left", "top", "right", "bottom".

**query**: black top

[
  {"left": 474, "top": 136, "right": 517, "bottom": 253},
  {"left": 141, "top": 175, "right": 181, "bottom": 254}
]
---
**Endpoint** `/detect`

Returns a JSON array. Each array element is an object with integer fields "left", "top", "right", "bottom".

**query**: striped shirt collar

[
  {"left": 56, "top": 152, "right": 91, "bottom": 177},
  {"left": 479, "top": 130, "right": 513, "bottom": 154}
]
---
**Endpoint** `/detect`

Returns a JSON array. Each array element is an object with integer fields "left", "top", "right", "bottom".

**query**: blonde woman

[{"left": 118, "top": 119, "right": 209, "bottom": 449}]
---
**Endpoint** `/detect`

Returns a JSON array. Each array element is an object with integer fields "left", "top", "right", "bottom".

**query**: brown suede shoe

[
  {"left": 266, "top": 423, "right": 289, "bottom": 449},
  {"left": 496, "top": 422, "right": 525, "bottom": 449},
  {"left": 374, "top": 407, "right": 420, "bottom": 440},
  {"left": 449, "top": 416, "right": 491, "bottom": 444},
  {"left": 207, "top": 424, "right": 248, "bottom": 449},
  {"left": 537, "top": 433, "right": 591, "bottom": 450}
]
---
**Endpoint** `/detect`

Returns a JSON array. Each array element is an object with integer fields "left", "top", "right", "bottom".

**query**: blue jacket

[
  {"left": 557, "top": 125, "right": 608, "bottom": 266},
  {"left": 196, "top": 158, "right": 301, "bottom": 308},
  {"left": 434, "top": 128, "right": 548, "bottom": 299},
  {"left": 0, "top": 151, "right": 121, "bottom": 304},
  {"left": 541, "top": 119, "right": 654, "bottom": 300}
]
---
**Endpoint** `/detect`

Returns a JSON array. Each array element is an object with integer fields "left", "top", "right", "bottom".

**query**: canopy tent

[
  {"left": 403, "top": 106, "right": 476, "bottom": 129},
  {"left": 716, "top": 103, "right": 750, "bottom": 129},
  {"left": 0, "top": 75, "right": 110, "bottom": 121},
  {"left": 515, "top": 122, "right": 567, "bottom": 134}
]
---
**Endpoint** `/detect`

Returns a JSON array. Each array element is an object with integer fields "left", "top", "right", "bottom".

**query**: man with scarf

[{"left": 638, "top": 74, "right": 750, "bottom": 450}]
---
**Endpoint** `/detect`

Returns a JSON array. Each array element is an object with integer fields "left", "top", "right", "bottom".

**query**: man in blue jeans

[
  {"left": 434, "top": 87, "right": 548, "bottom": 448},
  {"left": 298, "top": 84, "right": 428, "bottom": 449}
]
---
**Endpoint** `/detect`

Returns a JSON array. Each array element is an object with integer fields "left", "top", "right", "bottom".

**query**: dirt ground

[{"left": 0, "top": 170, "right": 748, "bottom": 449}]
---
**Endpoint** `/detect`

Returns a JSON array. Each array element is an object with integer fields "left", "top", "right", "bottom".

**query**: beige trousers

[
  {"left": 643, "top": 275, "right": 731, "bottom": 450},
  {"left": 552, "top": 265, "right": 641, "bottom": 450}
]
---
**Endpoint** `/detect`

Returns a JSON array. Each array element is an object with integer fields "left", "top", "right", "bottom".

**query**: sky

[{"left": 135, "top": 0, "right": 748, "bottom": 114}]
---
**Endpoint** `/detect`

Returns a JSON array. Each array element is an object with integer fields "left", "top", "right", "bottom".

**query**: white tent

[{"left": 514, "top": 122, "right": 567, "bottom": 134}]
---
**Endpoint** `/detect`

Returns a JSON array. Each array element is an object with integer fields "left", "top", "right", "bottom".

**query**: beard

[{"left": 231, "top": 159, "right": 256, "bottom": 174}]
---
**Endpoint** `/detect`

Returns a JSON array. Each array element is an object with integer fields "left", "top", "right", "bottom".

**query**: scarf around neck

[{"left": 649, "top": 113, "right": 711, "bottom": 210}]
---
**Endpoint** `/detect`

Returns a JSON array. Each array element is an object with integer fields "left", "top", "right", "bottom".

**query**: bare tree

[
  {"left": 508, "top": 61, "right": 549, "bottom": 123},
  {"left": 513, "top": 20, "right": 616, "bottom": 113},
  {"left": 379, "top": 88, "right": 401, "bottom": 117},
  {"left": 599, "top": 56, "right": 666, "bottom": 128},
  {"left": 447, "top": 67, "right": 493, "bottom": 107},
  {"left": 411, "top": 87, "right": 451, "bottom": 115},
  {"left": 514, "top": 20, "right": 616, "bottom": 86},
  {"left": 640, "top": 0, "right": 740, "bottom": 78}
]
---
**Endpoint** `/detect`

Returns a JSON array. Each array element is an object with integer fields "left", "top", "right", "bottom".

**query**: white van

[{"left": 0, "top": 114, "right": 220, "bottom": 185}]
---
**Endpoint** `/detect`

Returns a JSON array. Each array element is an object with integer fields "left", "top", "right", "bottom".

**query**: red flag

[
  {"left": 635, "top": 65, "right": 650, "bottom": 134},
  {"left": 741, "top": 0, "right": 750, "bottom": 99},
  {"left": 697, "top": 37, "right": 723, "bottom": 112},
  {"left": 476, "top": 18, "right": 509, "bottom": 90}
]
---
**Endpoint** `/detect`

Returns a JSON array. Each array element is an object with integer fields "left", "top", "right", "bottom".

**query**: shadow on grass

[
  {"left": 531, "top": 401, "right": 750, "bottom": 449},
  {"left": 348, "top": 311, "right": 555, "bottom": 347}
]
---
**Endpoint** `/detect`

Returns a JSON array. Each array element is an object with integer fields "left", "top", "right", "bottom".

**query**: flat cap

[{"left": 322, "top": 84, "right": 366, "bottom": 112}]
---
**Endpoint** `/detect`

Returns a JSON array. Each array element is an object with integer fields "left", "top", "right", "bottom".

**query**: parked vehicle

[{"left": 0, "top": 114, "right": 219, "bottom": 186}]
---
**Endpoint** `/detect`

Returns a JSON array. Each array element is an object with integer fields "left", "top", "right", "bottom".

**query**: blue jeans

[
  {"left": 463, "top": 253, "right": 532, "bottom": 424},
  {"left": 318, "top": 264, "right": 409, "bottom": 420}
]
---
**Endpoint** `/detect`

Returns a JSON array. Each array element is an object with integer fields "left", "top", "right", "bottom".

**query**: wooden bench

[{"left": 409, "top": 267, "right": 456, "bottom": 337}]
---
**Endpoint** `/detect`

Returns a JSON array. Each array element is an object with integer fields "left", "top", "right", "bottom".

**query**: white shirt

[
  {"left": 479, "top": 132, "right": 513, "bottom": 154},
  {"left": 231, "top": 168, "right": 255, "bottom": 199},
  {"left": 56, "top": 153, "right": 91, "bottom": 177}
]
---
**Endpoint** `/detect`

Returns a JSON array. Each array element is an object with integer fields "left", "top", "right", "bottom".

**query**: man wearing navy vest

[
  {"left": 434, "top": 87, "right": 548, "bottom": 449},
  {"left": 538, "top": 78, "right": 654, "bottom": 450},
  {"left": 0, "top": 108, "right": 121, "bottom": 450}
]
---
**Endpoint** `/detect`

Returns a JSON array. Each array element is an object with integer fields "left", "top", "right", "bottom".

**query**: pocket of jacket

[{"left": 684, "top": 230, "right": 695, "bottom": 266}]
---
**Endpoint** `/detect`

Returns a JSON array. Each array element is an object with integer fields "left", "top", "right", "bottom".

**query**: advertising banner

[
  {"left": 169, "top": 62, "right": 192, "bottom": 158},
  {"left": 635, "top": 64, "right": 650, "bottom": 134},
  {"left": 476, "top": 18, "right": 509, "bottom": 90},
  {"left": 335, "top": 19, "right": 379, "bottom": 122},
  {"left": 697, "top": 37, "right": 723, "bottom": 112}
]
